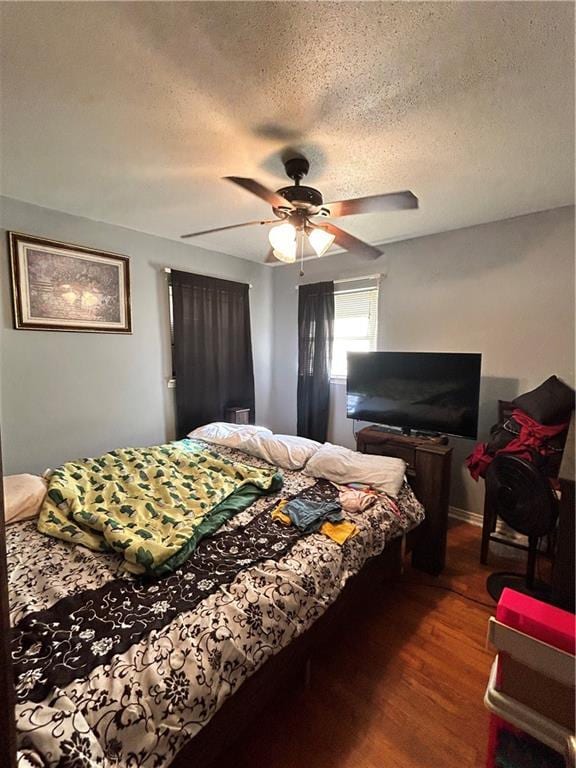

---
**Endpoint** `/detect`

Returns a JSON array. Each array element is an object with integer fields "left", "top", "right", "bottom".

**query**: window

[{"left": 331, "top": 281, "right": 379, "bottom": 378}]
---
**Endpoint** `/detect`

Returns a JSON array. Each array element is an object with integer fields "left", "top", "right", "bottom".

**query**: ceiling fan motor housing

[
  {"left": 284, "top": 156, "right": 310, "bottom": 181},
  {"left": 275, "top": 155, "right": 325, "bottom": 214},
  {"left": 276, "top": 185, "right": 324, "bottom": 212}
]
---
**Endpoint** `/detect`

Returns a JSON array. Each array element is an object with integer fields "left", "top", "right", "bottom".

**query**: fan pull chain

[{"left": 299, "top": 230, "right": 305, "bottom": 277}]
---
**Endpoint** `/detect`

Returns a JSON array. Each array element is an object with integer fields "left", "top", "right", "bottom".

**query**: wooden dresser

[{"left": 356, "top": 426, "right": 453, "bottom": 575}]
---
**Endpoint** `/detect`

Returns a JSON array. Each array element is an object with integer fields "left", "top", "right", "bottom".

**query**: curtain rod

[
  {"left": 163, "top": 267, "right": 253, "bottom": 289},
  {"left": 335, "top": 273, "right": 381, "bottom": 284},
  {"left": 295, "top": 273, "right": 381, "bottom": 289}
]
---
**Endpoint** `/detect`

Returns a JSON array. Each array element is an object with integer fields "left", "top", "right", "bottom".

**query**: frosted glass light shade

[
  {"left": 268, "top": 222, "right": 296, "bottom": 262},
  {"left": 272, "top": 246, "right": 297, "bottom": 263},
  {"left": 308, "top": 227, "right": 335, "bottom": 257}
]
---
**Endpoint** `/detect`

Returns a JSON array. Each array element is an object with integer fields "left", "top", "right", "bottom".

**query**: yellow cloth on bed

[
  {"left": 271, "top": 498, "right": 358, "bottom": 545},
  {"left": 320, "top": 520, "right": 358, "bottom": 545},
  {"left": 271, "top": 499, "right": 291, "bottom": 525}
]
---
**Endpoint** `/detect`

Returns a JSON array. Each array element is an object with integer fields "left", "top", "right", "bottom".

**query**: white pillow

[
  {"left": 242, "top": 433, "right": 321, "bottom": 470},
  {"left": 3, "top": 474, "right": 47, "bottom": 525},
  {"left": 304, "top": 443, "right": 406, "bottom": 498},
  {"left": 187, "top": 422, "right": 273, "bottom": 450}
]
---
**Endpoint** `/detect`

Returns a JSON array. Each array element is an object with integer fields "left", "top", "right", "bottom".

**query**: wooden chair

[
  {"left": 481, "top": 405, "right": 573, "bottom": 611},
  {"left": 480, "top": 400, "right": 517, "bottom": 564}
]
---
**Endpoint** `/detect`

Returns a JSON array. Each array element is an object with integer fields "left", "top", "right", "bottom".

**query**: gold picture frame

[{"left": 8, "top": 232, "right": 132, "bottom": 333}]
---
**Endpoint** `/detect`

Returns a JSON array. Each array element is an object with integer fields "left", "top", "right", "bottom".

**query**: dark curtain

[
  {"left": 297, "top": 281, "right": 334, "bottom": 442},
  {"left": 172, "top": 271, "right": 255, "bottom": 437}
]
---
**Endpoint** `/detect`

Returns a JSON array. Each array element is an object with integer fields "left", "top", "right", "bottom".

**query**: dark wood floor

[{"left": 211, "top": 521, "right": 523, "bottom": 768}]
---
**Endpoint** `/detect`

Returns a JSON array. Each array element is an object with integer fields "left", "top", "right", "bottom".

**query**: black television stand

[
  {"left": 369, "top": 424, "right": 404, "bottom": 436},
  {"left": 413, "top": 429, "right": 449, "bottom": 444},
  {"left": 368, "top": 424, "right": 448, "bottom": 445},
  {"left": 356, "top": 426, "right": 453, "bottom": 574}
]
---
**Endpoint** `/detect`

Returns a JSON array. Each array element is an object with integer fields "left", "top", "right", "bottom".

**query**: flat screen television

[{"left": 346, "top": 351, "right": 482, "bottom": 439}]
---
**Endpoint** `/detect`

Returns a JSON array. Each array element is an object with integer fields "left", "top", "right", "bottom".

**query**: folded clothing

[
  {"left": 283, "top": 497, "right": 343, "bottom": 531},
  {"left": 338, "top": 486, "right": 377, "bottom": 514},
  {"left": 270, "top": 497, "right": 357, "bottom": 545},
  {"left": 320, "top": 520, "right": 358, "bottom": 545},
  {"left": 345, "top": 482, "right": 373, "bottom": 491},
  {"left": 271, "top": 499, "right": 290, "bottom": 525}
]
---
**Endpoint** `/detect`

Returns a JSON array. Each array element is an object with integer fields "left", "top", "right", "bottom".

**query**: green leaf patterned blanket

[{"left": 37, "top": 439, "right": 283, "bottom": 576}]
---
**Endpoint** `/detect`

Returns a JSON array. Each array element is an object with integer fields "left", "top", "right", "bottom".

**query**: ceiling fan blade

[
  {"left": 224, "top": 176, "right": 294, "bottom": 210},
  {"left": 181, "top": 219, "right": 277, "bottom": 239},
  {"left": 325, "top": 191, "right": 418, "bottom": 218},
  {"left": 319, "top": 222, "right": 382, "bottom": 260}
]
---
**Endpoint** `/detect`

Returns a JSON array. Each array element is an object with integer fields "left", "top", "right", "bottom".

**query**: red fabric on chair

[{"left": 466, "top": 409, "right": 569, "bottom": 480}]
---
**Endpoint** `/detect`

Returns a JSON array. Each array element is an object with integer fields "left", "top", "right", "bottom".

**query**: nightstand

[{"left": 356, "top": 426, "right": 453, "bottom": 575}]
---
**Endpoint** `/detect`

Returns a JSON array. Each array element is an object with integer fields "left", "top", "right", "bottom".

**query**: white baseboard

[
  {"left": 449, "top": 505, "right": 483, "bottom": 527},
  {"left": 449, "top": 506, "right": 525, "bottom": 544}
]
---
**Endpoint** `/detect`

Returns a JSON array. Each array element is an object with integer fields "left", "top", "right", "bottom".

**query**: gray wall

[
  {"left": 0, "top": 196, "right": 273, "bottom": 474},
  {"left": 2, "top": 198, "right": 574, "bottom": 515},
  {"left": 269, "top": 206, "right": 575, "bottom": 515}
]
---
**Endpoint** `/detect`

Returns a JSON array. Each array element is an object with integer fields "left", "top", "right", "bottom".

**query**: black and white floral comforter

[{"left": 8, "top": 442, "right": 424, "bottom": 768}]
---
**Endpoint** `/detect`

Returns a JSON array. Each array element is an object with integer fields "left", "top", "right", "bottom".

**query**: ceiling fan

[{"left": 181, "top": 156, "right": 418, "bottom": 265}]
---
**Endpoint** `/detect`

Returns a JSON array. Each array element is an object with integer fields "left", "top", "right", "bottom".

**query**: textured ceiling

[{"left": 0, "top": 2, "right": 574, "bottom": 263}]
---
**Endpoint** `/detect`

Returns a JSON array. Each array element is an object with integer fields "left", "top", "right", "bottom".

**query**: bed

[{"left": 7, "top": 438, "right": 424, "bottom": 768}]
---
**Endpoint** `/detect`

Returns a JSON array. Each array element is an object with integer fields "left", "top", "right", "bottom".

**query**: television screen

[{"left": 346, "top": 351, "right": 482, "bottom": 439}]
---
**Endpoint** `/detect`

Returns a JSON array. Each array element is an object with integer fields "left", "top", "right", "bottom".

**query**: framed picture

[{"left": 8, "top": 232, "right": 132, "bottom": 333}]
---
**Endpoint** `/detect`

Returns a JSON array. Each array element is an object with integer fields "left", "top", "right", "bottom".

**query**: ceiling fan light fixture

[
  {"left": 182, "top": 159, "right": 416, "bottom": 264},
  {"left": 268, "top": 221, "right": 296, "bottom": 262},
  {"left": 272, "top": 247, "right": 296, "bottom": 263},
  {"left": 308, "top": 227, "right": 335, "bottom": 257}
]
